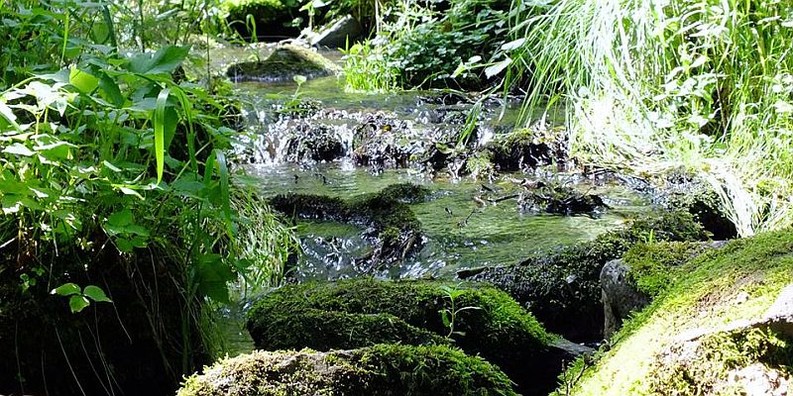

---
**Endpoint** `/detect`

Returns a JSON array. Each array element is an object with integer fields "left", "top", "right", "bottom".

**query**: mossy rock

[
  {"left": 557, "top": 229, "right": 793, "bottom": 395},
  {"left": 247, "top": 278, "right": 558, "bottom": 395},
  {"left": 284, "top": 123, "right": 345, "bottom": 163},
  {"left": 268, "top": 184, "right": 429, "bottom": 270},
  {"left": 623, "top": 241, "right": 719, "bottom": 299},
  {"left": 519, "top": 181, "right": 608, "bottom": 215},
  {"left": 226, "top": 44, "right": 341, "bottom": 82},
  {"left": 461, "top": 210, "right": 709, "bottom": 341},
  {"left": 177, "top": 344, "right": 518, "bottom": 396},
  {"left": 486, "top": 127, "right": 567, "bottom": 171}
]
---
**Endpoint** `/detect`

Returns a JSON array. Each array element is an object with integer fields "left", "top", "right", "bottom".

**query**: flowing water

[{"left": 215, "top": 45, "right": 653, "bottom": 355}]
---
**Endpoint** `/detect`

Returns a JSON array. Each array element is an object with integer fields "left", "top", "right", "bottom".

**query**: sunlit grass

[{"left": 506, "top": 0, "right": 793, "bottom": 236}]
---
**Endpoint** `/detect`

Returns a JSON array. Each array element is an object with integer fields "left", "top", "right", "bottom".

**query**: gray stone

[
  {"left": 601, "top": 259, "right": 650, "bottom": 339},
  {"left": 764, "top": 283, "right": 793, "bottom": 337},
  {"left": 226, "top": 44, "right": 341, "bottom": 83},
  {"left": 311, "top": 15, "right": 363, "bottom": 49}
]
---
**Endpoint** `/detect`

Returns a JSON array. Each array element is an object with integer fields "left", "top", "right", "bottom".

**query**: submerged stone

[
  {"left": 246, "top": 278, "right": 563, "bottom": 395},
  {"left": 177, "top": 344, "right": 518, "bottom": 396},
  {"left": 226, "top": 44, "right": 341, "bottom": 83},
  {"left": 519, "top": 181, "right": 609, "bottom": 215}
]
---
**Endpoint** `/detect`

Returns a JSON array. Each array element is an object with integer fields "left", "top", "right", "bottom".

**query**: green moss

[
  {"left": 247, "top": 307, "right": 449, "bottom": 350},
  {"left": 377, "top": 183, "right": 432, "bottom": 204},
  {"left": 177, "top": 345, "right": 518, "bottom": 396},
  {"left": 623, "top": 241, "right": 711, "bottom": 298},
  {"left": 559, "top": 229, "right": 793, "bottom": 395},
  {"left": 466, "top": 210, "right": 708, "bottom": 340},
  {"left": 226, "top": 45, "right": 341, "bottom": 82},
  {"left": 247, "top": 279, "right": 553, "bottom": 377},
  {"left": 224, "top": 0, "right": 303, "bottom": 38},
  {"left": 486, "top": 126, "right": 567, "bottom": 170}
]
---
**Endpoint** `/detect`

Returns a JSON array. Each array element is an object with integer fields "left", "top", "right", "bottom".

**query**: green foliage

[
  {"left": 503, "top": 0, "right": 793, "bottom": 236},
  {"left": 222, "top": 0, "right": 304, "bottom": 38},
  {"left": 51, "top": 283, "right": 113, "bottom": 313},
  {"left": 177, "top": 345, "right": 518, "bottom": 396},
  {"left": 246, "top": 278, "right": 554, "bottom": 373},
  {"left": 342, "top": 40, "right": 398, "bottom": 92}
]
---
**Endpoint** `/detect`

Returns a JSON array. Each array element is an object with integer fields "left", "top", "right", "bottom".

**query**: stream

[{"left": 216, "top": 45, "right": 655, "bottom": 356}]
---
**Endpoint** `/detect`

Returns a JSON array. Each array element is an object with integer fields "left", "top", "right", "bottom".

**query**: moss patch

[
  {"left": 623, "top": 241, "right": 714, "bottom": 298},
  {"left": 559, "top": 229, "right": 793, "bottom": 395},
  {"left": 177, "top": 345, "right": 518, "bottom": 396},
  {"left": 226, "top": 44, "right": 341, "bottom": 82},
  {"left": 247, "top": 278, "right": 554, "bottom": 394},
  {"left": 464, "top": 210, "right": 708, "bottom": 341}
]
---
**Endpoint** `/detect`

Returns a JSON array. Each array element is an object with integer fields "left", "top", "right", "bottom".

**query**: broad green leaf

[
  {"left": 153, "top": 88, "right": 171, "bottom": 183},
  {"left": 500, "top": 38, "right": 526, "bottom": 51},
  {"left": 128, "top": 46, "right": 189, "bottom": 75},
  {"left": 3, "top": 143, "right": 34, "bottom": 156},
  {"left": 196, "top": 254, "right": 234, "bottom": 303},
  {"left": 484, "top": 57, "right": 512, "bottom": 79},
  {"left": 98, "top": 72, "right": 124, "bottom": 107},
  {"left": 440, "top": 310, "right": 451, "bottom": 327},
  {"left": 214, "top": 150, "right": 231, "bottom": 218},
  {"left": 83, "top": 285, "right": 112, "bottom": 303},
  {"left": 52, "top": 282, "right": 81, "bottom": 296},
  {"left": 107, "top": 209, "right": 133, "bottom": 227},
  {"left": 69, "top": 295, "right": 91, "bottom": 313},
  {"left": 69, "top": 67, "right": 99, "bottom": 94}
]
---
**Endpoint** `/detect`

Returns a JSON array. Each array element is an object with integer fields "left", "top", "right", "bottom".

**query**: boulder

[
  {"left": 310, "top": 15, "right": 363, "bottom": 49},
  {"left": 486, "top": 126, "right": 567, "bottom": 171},
  {"left": 284, "top": 122, "right": 346, "bottom": 163},
  {"left": 601, "top": 259, "right": 650, "bottom": 339},
  {"left": 557, "top": 229, "right": 793, "bottom": 395},
  {"left": 246, "top": 278, "right": 562, "bottom": 395},
  {"left": 177, "top": 345, "right": 518, "bottom": 396},
  {"left": 226, "top": 44, "right": 341, "bottom": 82},
  {"left": 519, "top": 181, "right": 609, "bottom": 216},
  {"left": 459, "top": 211, "right": 709, "bottom": 342}
]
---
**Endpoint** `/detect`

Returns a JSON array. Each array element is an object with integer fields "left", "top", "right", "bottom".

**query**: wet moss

[
  {"left": 463, "top": 210, "right": 709, "bottom": 341},
  {"left": 486, "top": 127, "right": 567, "bottom": 171},
  {"left": 177, "top": 345, "right": 518, "bottom": 396},
  {"left": 247, "top": 278, "right": 554, "bottom": 394},
  {"left": 558, "top": 229, "right": 793, "bottom": 395}
]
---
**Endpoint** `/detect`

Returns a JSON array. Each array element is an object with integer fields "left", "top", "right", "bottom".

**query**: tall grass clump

[{"left": 503, "top": 0, "right": 793, "bottom": 236}]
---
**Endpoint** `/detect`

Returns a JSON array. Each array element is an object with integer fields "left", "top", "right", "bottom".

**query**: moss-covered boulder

[
  {"left": 460, "top": 211, "right": 709, "bottom": 341},
  {"left": 269, "top": 184, "right": 429, "bottom": 270},
  {"left": 226, "top": 44, "right": 341, "bottom": 82},
  {"left": 284, "top": 123, "right": 346, "bottom": 163},
  {"left": 177, "top": 344, "right": 518, "bottom": 396},
  {"left": 519, "top": 180, "right": 609, "bottom": 215},
  {"left": 246, "top": 278, "right": 563, "bottom": 395},
  {"left": 557, "top": 229, "right": 793, "bottom": 395}
]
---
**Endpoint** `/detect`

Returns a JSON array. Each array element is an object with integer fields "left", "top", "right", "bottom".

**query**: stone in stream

[
  {"left": 518, "top": 180, "right": 609, "bottom": 216},
  {"left": 485, "top": 125, "right": 568, "bottom": 171},
  {"left": 177, "top": 344, "right": 518, "bottom": 396},
  {"left": 459, "top": 211, "right": 710, "bottom": 342},
  {"left": 309, "top": 15, "right": 363, "bottom": 49},
  {"left": 245, "top": 278, "right": 584, "bottom": 396},
  {"left": 226, "top": 44, "right": 341, "bottom": 83},
  {"left": 268, "top": 184, "right": 431, "bottom": 272},
  {"left": 284, "top": 122, "right": 346, "bottom": 163}
]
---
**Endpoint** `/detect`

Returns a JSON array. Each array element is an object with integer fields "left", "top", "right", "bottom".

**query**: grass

[{"left": 504, "top": 0, "right": 793, "bottom": 236}]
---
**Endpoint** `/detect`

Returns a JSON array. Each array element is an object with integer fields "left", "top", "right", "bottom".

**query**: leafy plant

[
  {"left": 439, "top": 283, "right": 482, "bottom": 338},
  {"left": 51, "top": 283, "right": 113, "bottom": 313}
]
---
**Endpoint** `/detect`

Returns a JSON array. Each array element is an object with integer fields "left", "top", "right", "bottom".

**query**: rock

[
  {"left": 284, "top": 122, "right": 345, "bottom": 162},
  {"left": 177, "top": 345, "right": 518, "bottom": 396},
  {"left": 310, "top": 15, "right": 363, "bottom": 49},
  {"left": 226, "top": 44, "right": 341, "bottom": 82},
  {"left": 486, "top": 125, "right": 567, "bottom": 171},
  {"left": 765, "top": 283, "right": 793, "bottom": 337},
  {"left": 246, "top": 279, "right": 558, "bottom": 395},
  {"left": 519, "top": 181, "right": 609, "bottom": 216},
  {"left": 556, "top": 229, "right": 793, "bottom": 395},
  {"left": 601, "top": 259, "right": 650, "bottom": 339},
  {"left": 460, "top": 211, "right": 708, "bottom": 342},
  {"left": 268, "top": 184, "right": 430, "bottom": 271}
]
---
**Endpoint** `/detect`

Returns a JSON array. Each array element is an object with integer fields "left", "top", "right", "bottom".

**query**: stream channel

[{"left": 216, "top": 46, "right": 654, "bottom": 355}]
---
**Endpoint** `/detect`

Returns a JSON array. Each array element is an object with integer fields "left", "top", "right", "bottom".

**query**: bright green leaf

[
  {"left": 83, "top": 285, "right": 112, "bottom": 303},
  {"left": 3, "top": 143, "right": 34, "bottom": 156},
  {"left": 128, "top": 46, "right": 189, "bottom": 75},
  {"left": 69, "top": 295, "right": 91, "bottom": 313},
  {"left": 52, "top": 282, "right": 81, "bottom": 296},
  {"left": 69, "top": 67, "right": 99, "bottom": 94},
  {"left": 153, "top": 88, "right": 171, "bottom": 183},
  {"left": 484, "top": 57, "right": 512, "bottom": 79}
]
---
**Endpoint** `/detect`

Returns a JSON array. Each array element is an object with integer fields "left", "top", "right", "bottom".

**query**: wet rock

[
  {"left": 245, "top": 278, "right": 558, "bottom": 395},
  {"left": 519, "top": 181, "right": 609, "bottom": 215},
  {"left": 352, "top": 113, "right": 427, "bottom": 168},
  {"left": 177, "top": 344, "right": 518, "bottom": 396},
  {"left": 765, "top": 283, "right": 793, "bottom": 337},
  {"left": 225, "top": 1, "right": 303, "bottom": 40},
  {"left": 268, "top": 184, "right": 430, "bottom": 270},
  {"left": 226, "top": 44, "right": 341, "bottom": 83},
  {"left": 284, "top": 122, "right": 345, "bottom": 162},
  {"left": 459, "top": 211, "right": 709, "bottom": 342},
  {"left": 310, "top": 15, "right": 363, "bottom": 48},
  {"left": 486, "top": 125, "right": 567, "bottom": 171},
  {"left": 667, "top": 186, "right": 738, "bottom": 240}
]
